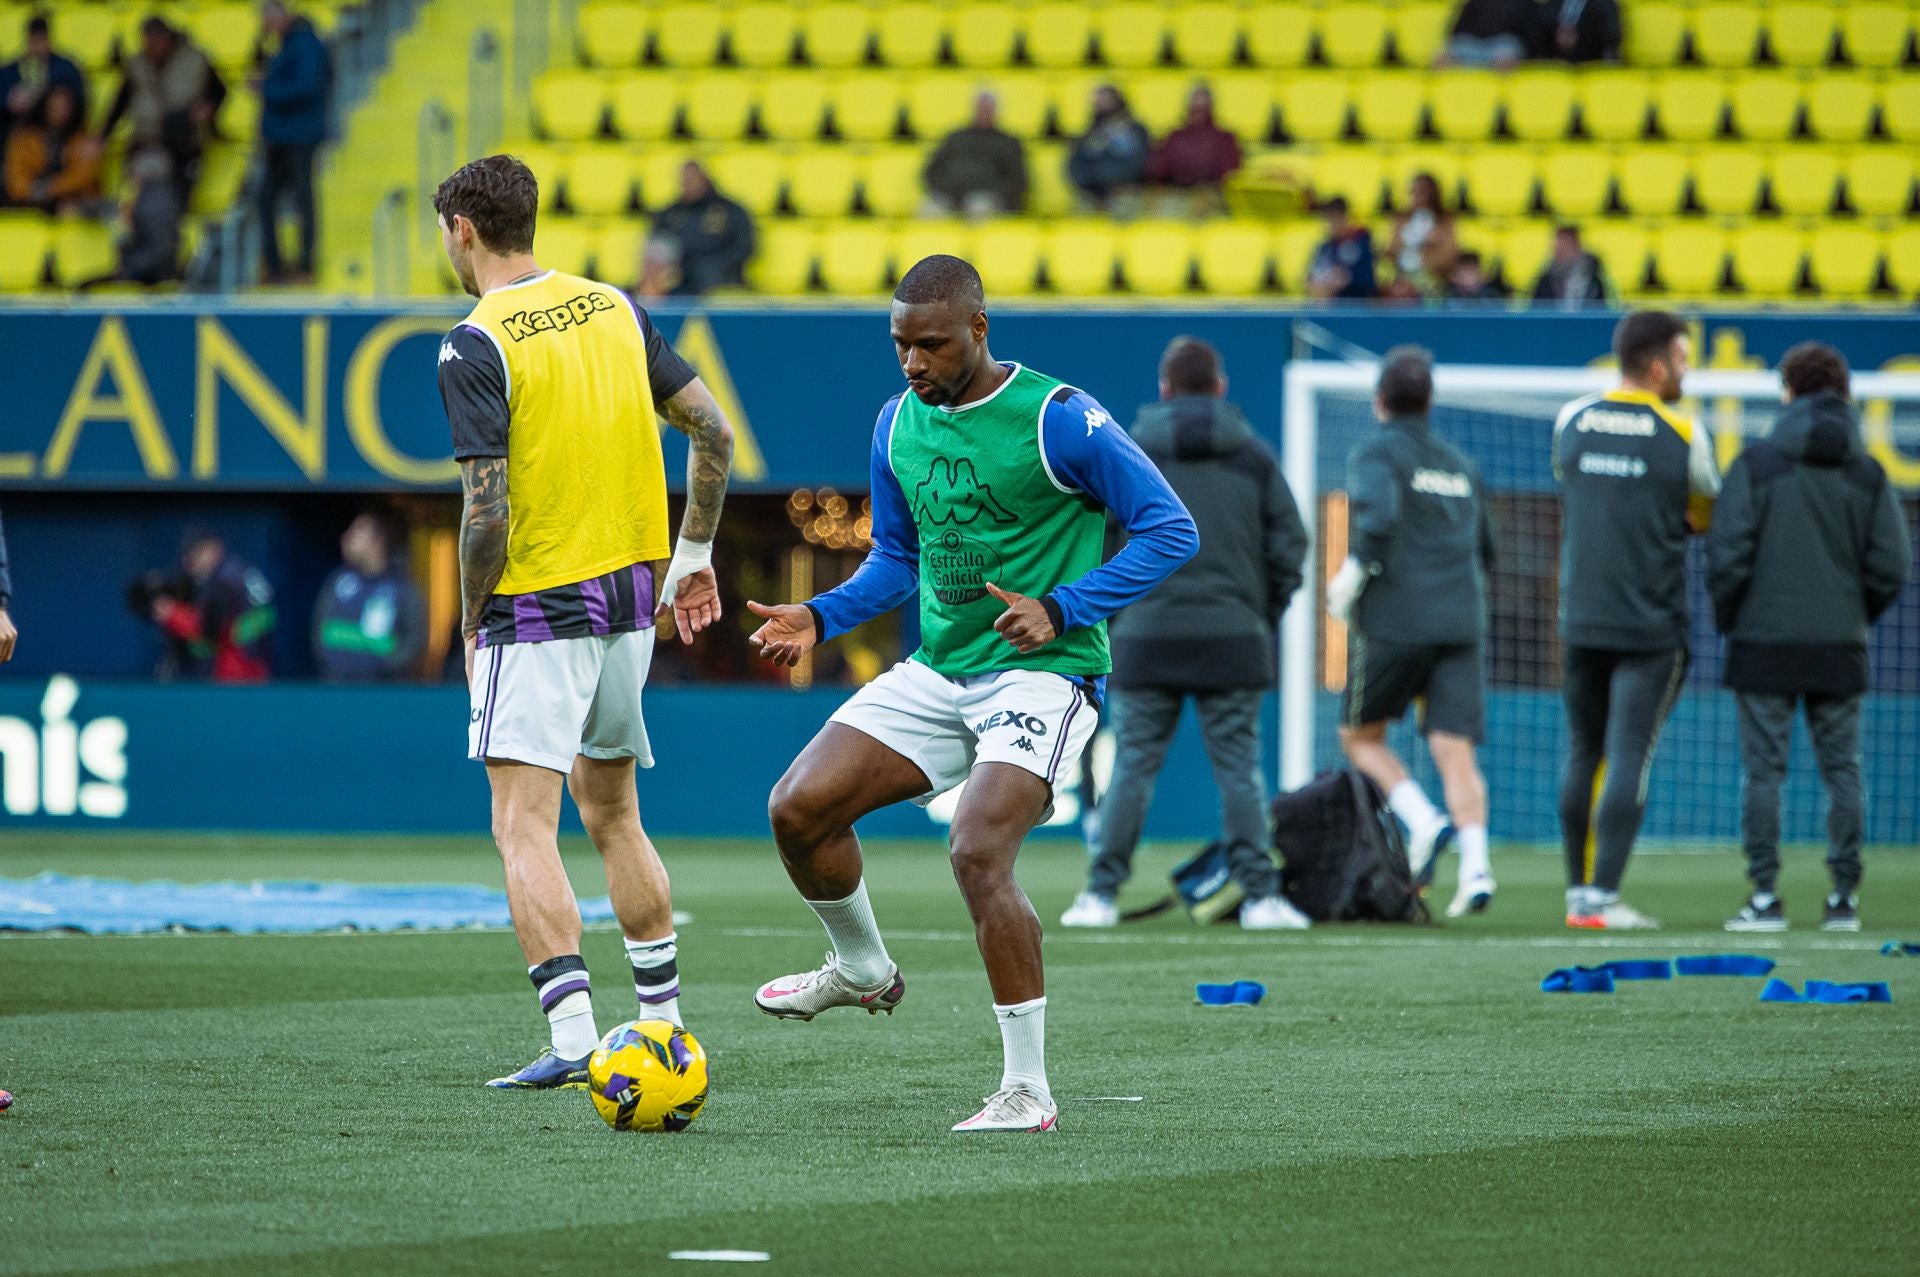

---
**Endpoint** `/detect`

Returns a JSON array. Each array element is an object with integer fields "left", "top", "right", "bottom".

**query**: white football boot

[
  {"left": 1059, "top": 891, "right": 1119, "bottom": 928},
  {"left": 753, "top": 952, "right": 905, "bottom": 1021},
  {"left": 1407, "top": 819, "right": 1456, "bottom": 889},
  {"left": 951, "top": 1085, "right": 1059, "bottom": 1133},
  {"left": 1446, "top": 872, "right": 1496, "bottom": 919},
  {"left": 1567, "top": 897, "right": 1661, "bottom": 930},
  {"left": 1240, "top": 895, "right": 1311, "bottom": 930}
]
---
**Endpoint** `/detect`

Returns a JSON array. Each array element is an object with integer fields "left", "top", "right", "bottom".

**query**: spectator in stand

[
  {"left": 921, "top": 91, "right": 1027, "bottom": 219},
  {"left": 1385, "top": 172, "right": 1459, "bottom": 300},
  {"left": 1545, "top": 0, "right": 1622, "bottom": 61},
  {"left": 651, "top": 160, "right": 754, "bottom": 295},
  {"left": 1530, "top": 224, "right": 1610, "bottom": 308},
  {"left": 254, "top": 1, "right": 331, "bottom": 284},
  {"left": 313, "top": 510, "right": 425, "bottom": 682},
  {"left": 111, "top": 145, "right": 183, "bottom": 284},
  {"left": 148, "top": 529, "right": 276, "bottom": 682},
  {"left": 99, "top": 18, "right": 226, "bottom": 200},
  {"left": 1306, "top": 196, "right": 1377, "bottom": 300},
  {"left": 1443, "top": 250, "right": 1509, "bottom": 302},
  {"left": 1440, "top": 0, "right": 1538, "bottom": 68},
  {"left": 1, "top": 15, "right": 88, "bottom": 154},
  {"left": 4, "top": 84, "right": 99, "bottom": 211},
  {"left": 1067, "top": 84, "right": 1151, "bottom": 213},
  {"left": 0, "top": 502, "right": 16, "bottom": 663},
  {"left": 631, "top": 236, "right": 679, "bottom": 300},
  {"left": 1145, "top": 84, "right": 1242, "bottom": 216}
]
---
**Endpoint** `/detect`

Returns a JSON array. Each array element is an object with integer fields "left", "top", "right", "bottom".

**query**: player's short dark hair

[
  {"left": 1160, "top": 336, "right": 1223, "bottom": 396},
  {"left": 1613, "top": 310, "right": 1688, "bottom": 378},
  {"left": 1377, "top": 345, "right": 1434, "bottom": 416},
  {"left": 894, "top": 254, "right": 985, "bottom": 311},
  {"left": 27, "top": 14, "right": 49, "bottom": 37},
  {"left": 433, "top": 155, "right": 538, "bottom": 254},
  {"left": 1779, "top": 341, "right": 1849, "bottom": 399},
  {"left": 1320, "top": 195, "right": 1349, "bottom": 217}
]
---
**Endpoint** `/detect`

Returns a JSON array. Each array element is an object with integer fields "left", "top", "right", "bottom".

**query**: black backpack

[{"left": 1271, "top": 768, "right": 1428, "bottom": 924}]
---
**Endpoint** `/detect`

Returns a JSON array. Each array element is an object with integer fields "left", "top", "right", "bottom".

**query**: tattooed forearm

[
  {"left": 458, "top": 456, "right": 510, "bottom": 638},
  {"left": 659, "top": 379, "right": 734, "bottom": 544}
]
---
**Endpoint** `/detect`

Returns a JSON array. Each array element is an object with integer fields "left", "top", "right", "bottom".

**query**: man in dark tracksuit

[
  {"left": 1710, "top": 344, "right": 1911, "bottom": 933},
  {"left": 1554, "top": 310, "right": 1720, "bottom": 930},
  {"left": 1328, "top": 346, "right": 1497, "bottom": 919},
  {"left": 1061, "top": 337, "right": 1312, "bottom": 931}
]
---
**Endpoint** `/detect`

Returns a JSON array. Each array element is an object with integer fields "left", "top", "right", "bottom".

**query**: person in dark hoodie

[
  {"left": 313, "top": 510, "right": 425, "bottom": 681},
  {"left": 1061, "top": 337, "right": 1311, "bottom": 932},
  {"left": 254, "top": 1, "right": 331, "bottom": 283},
  {"left": 1710, "top": 343, "right": 1911, "bottom": 934}
]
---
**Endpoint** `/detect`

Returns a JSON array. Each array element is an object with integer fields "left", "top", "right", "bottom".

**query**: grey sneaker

[
  {"left": 1726, "top": 894, "right": 1787, "bottom": 932},
  {"left": 1820, "top": 894, "right": 1860, "bottom": 933}
]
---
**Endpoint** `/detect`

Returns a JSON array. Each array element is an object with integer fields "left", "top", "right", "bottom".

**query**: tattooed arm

[
  {"left": 653, "top": 377, "right": 735, "bottom": 642},
  {"left": 458, "top": 455, "right": 509, "bottom": 644}
]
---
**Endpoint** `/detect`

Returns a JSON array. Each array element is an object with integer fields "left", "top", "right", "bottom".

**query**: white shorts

[
  {"left": 469, "top": 630, "right": 655, "bottom": 773},
  {"left": 829, "top": 660, "right": 1101, "bottom": 803}
]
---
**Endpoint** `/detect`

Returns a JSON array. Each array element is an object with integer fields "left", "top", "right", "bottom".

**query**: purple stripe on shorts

[
  {"left": 1046, "top": 692, "right": 1082, "bottom": 785},
  {"left": 581, "top": 575, "right": 611, "bottom": 636},
  {"left": 512, "top": 593, "right": 555, "bottom": 644},
  {"left": 539, "top": 978, "right": 591, "bottom": 1012},
  {"left": 635, "top": 985, "right": 680, "bottom": 1004},
  {"left": 479, "top": 647, "right": 503, "bottom": 756},
  {"left": 632, "top": 564, "right": 656, "bottom": 630}
]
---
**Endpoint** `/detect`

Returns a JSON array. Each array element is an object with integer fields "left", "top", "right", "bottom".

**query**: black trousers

[
  {"left": 1558, "top": 645, "right": 1688, "bottom": 892},
  {"left": 258, "top": 142, "right": 318, "bottom": 277},
  {"left": 1737, "top": 692, "right": 1864, "bottom": 896}
]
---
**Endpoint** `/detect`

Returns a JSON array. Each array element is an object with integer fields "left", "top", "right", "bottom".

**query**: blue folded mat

[
  {"left": 1881, "top": 941, "right": 1920, "bottom": 958},
  {"left": 1541, "top": 965, "right": 1615, "bottom": 993},
  {"left": 1760, "top": 978, "right": 1892, "bottom": 1004},
  {"left": 1677, "top": 954, "right": 1776, "bottom": 976},
  {"left": 1196, "top": 980, "right": 1266, "bottom": 1006},
  {"left": 1603, "top": 959, "right": 1673, "bottom": 980}
]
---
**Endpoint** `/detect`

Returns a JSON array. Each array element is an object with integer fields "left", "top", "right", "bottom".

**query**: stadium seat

[
  {"left": 594, "top": 221, "right": 645, "bottom": 287},
  {"left": 49, "top": 218, "right": 116, "bottom": 287},
  {"left": 1096, "top": 4, "right": 1169, "bottom": 69},
  {"left": 0, "top": 215, "right": 49, "bottom": 291},
  {"left": 636, "top": 148, "right": 694, "bottom": 210},
  {"left": 875, "top": 5, "right": 947, "bottom": 70},
  {"left": 538, "top": 219, "right": 597, "bottom": 277},
  {"left": 817, "top": 226, "right": 890, "bottom": 294},
  {"left": 1194, "top": 221, "right": 1273, "bottom": 295},
  {"left": 729, "top": 4, "right": 799, "bottom": 69},
  {"left": 1171, "top": 4, "right": 1241, "bottom": 69},
  {"left": 1729, "top": 225, "right": 1805, "bottom": 295},
  {"left": 1272, "top": 220, "right": 1325, "bottom": 291},
  {"left": 564, "top": 148, "right": 636, "bottom": 216},
  {"left": 856, "top": 147, "right": 926, "bottom": 218},
  {"left": 1577, "top": 70, "right": 1652, "bottom": 142},
  {"left": 1617, "top": 147, "right": 1690, "bottom": 214},
  {"left": 576, "top": 3, "right": 649, "bottom": 67},
  {"left": 990, "top": 73, "right": 1052, "bottom": 138},
  {"left": 831, "top": 73, "right": 905, "bottom": 143},
  {"left": 609, "top": 74, "right": 681, "bottom": 142},
  {"left": 1279, "top": 74, "right": 1351, "bottom": 144},
  {"left": 1651, "top": 223, "right": 1729, "bottom": 293},
  {"left": 1727, "top": 72, "right": 1803, "bottom": 142},
  {"left": 1692, "top": 4, "right": 1764, "bottom": 69},
  {"left": 1320, "top": 5, "right": 1389, "bottom": 69},
  {"left": 950, "top": 4, "right": 1021, "bottom": 68},
  {"left": 1129, "top": 73, "right": 1193, "bottom": 134},
  {"left": 749, "top": 223, "right": 815, "bottom": 293},
  {"left": 1046, "top": 222, "right": 1120, "bottom": 294},
  {"left": 973, "top": 221, "right": 1043, "bottom": 295},
  {"left": 1246, "top": 4, "right": 1314, "bottom": 68},
  {"left": 1582, "top": 222, "right": 1652, "bottom": 292},
  {"left": 1766, "top": 148, "right": 1842, "bottom": 216},
  {"left": 1624, "top": 3, "right": 1687, "bottom": 66},
  {"left": 1047, "top": 72, "right": 1105, "bottom": 137},
  {"left": 758, "top": 73, "right": 829, "bottom": 142},
  {"left": 1652, "top": 72, "right": 1726, "bottom": 143},
  {"left": 787, "top": 148, "right": 860, "bottom": 217},
  {"left": 655, "top": 4, "right": 724, "bottom": 68},
  {"left": 682, "top": 76, "right": 756, "bottom": 141},
  {"left": 906, "top": 74, "right": 977, "bottom": 141},
  {"left": 1463, "top": 150, "right": 1536, "bottom": 216},
  {"left": 53, "top": 7, "right": 118, "bottom": 71},
  {"left": 187, "top": 3, "right": 261, "bottom": 71},
  {"left": 1211, "top": 73, "right": 1277, "bottom": 143},
  {"left": 1354, "top": 74, "right": 1426, "bottom": 144},
  {"left": 1840, "top": 5, "right": 1911, "bottom": 69},
  {"left": 1884, "top": 80, "right": 1920, "bottom": 144},
  {"left": 1502, "top": 69, "right": 1576, "bottom": 144},
  {"left": 1385, "top": 147, "right": 1466, "bottom": 208},
  {"left": 1024, "top": 3, "right": 1093, "bottom": 68},
  {"left": 1114, "top": 222, "right": 1192, "bottom": 295},
  {"left": 1496, "top": 223, "right": 1556, "bottom": 293},
  {"left": 511, "top": 144, "right": 566, "bottom": 209},
  {"left": 192, "top": 144, "right": 251, "bottom": 218},
  {"left": 1390, "top": 3, "right": 1453, "bottom": 67},
  {"left": 703, "top": 149, "right": 785, "bottom": 218},
  {"left": 1766, "top": 3, "right": 1837, "bottom": 68},
  {"left": 1886, "top": 226, "right": 1920, "bottom": 296},
  {"left": 1805, "top": 76, "right": 1876, "bottom": 142},
  {"left": 1429, "top": 72, "right": 1501, "bottom": 143},
  {"left": 1539, "top": 148, "right": 1614, "bottom": 217},
  {"left": 532, "top": 71, "right": 609, "bottom": 142},
  {"left": 801, "top": 4, "right": 872, "bottom": 70},
  {"left": 1692, "top": 147, "right": 1765, "bottom": 216},
  {"left": 892, "top": 222, "right": 977, "bottom": 279},
  {"left": 1027, "top": 141, "right": 1074, "bottom": 215},
  {"left": 1845, "top": 149, "right": 1915, "bottom": 217},
  {"left": 1807, "top": 225, "right": 1885, "bottom": 298},
  {"left": 1312, "top": 150, "right": 1387, "bottom": 216}
]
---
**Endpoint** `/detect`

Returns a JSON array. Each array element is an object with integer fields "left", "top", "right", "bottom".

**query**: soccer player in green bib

[{"left": 746, "top": 257, "right": 1199, "bottom": 1132}]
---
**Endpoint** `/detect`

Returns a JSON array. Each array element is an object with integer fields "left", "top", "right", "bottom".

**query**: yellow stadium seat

[
  {"left": 832, "top": 73, "right": 905, "bottom": 142},
  {"left": 510, "top": 143, "right": 566, "bottom": 210},
  {"left": 1496, "top": 223, "right": 1556, "bottom": 292},
  {"left": 636, "top": 148, "right": 694, "bottom": 210},
  {"left": 1884, "top": 80, "right": 1920, "bottom": 144},
  {"left": 192, "top": 144, "right": 250, "bottom": 217},
  {"left": 221, "top": 92, "right": 262, "bottom": 142},
  {"left": 656, "top": 4, "right": 724, "bottom": 68},
  {"left": 538, "top": 219, "right": 596, "bottom": 277},
  {"left": 1625, "top": 4, "right": 1687, "bottom": 67},
  {"left": 609, "top": 73, "right": 681, "bottom": 142},
  {"left": 1693, "top": 147, "right": 1764, "bottom": 216},
  {"left": 682, "top": 75, "right": 756, "bottom": 141},
  {"left": 1121, "top": 222, "right": 1196, "bottom": 295},
  {"left": 187, "top": 3, "right": 261, "bottom": 70},
  {"left": 1391, "top": 3, "right": 1453, "bottom": 67},
  {"left": 577, "top": 3, "right": 649, "bottom": 68},
  {"left": 1430, "top": 72, "right": 1500, "bottom": 142},
  {"left": 1845, "top": 149, "right": 1915, "bottom": 217},
  {"left": 1312, "top": 150, "right": 1387, "bottom": 216},
  {"left": 1025, "top": 3, "right": 1093, "bottom": 68},
  {"left": 533, "top": 71, "right": 609, "bottom": 142},
  {"left": 594, "top": 221, "right": 645, "bottom": 287},
  {"left": 1212, "top": 73, "right": 1277, "bottom": 142},
  {"left": 1806, "top": 76, "right": 1876, "bottom": 142},
  {"left": 1247, "top": 4, "right": 1314, "bottom": 68},
  {"left": 1045, "top": 222, "right": 1119, "bottom": 295},
  {"left": 858, "top": 147, "right": 928, "bottom": 217},
  {"left": 0, "top": 215, "right": 50, "bottom": 291},
  {"left": 1653, "top": 72, "right": 1726, "bottom": 143},
  {"left": 1616, "top": 147, "right": 1689, "bottom": 214},
  {"left": 787, "top": 149, "right": 860, "bottom": 217},
  {"left": 1354, "top": 74, "right": 1426, "bottom": 144},
  {"left": 1539, "top": 148, "right": 1614, "bottom": 217},
  {"left": 1385, "top": 147, "right": 1465, "bottom": 207},
  {"left": 875, "top": 5, "right": 947, "bottom": 70},
  {"left": 1841, "top": 5, "right": 1911, "bottom": 69},
  {"left": 817, "top": 225, "right": 890, "bottom": 294},
  {"left": 1766, "top": 148, "right": 1841, "bottom": 216},
  {"left": 1195, "top": 221, "right": 1273, "bottom": 294},
  {"left": 1129, "top": 73, "right": 1194, "bottom": 134},
  {"left": 1727, "top": 72, "right": 1802, "bottom": 142},
  {"left": 950, "top": 4, "right": 1021, "bottom": 69},
  {"left": 1692, "top": 4, "right": 1764, "bottom": 69},
  {"left": 1097, "top": 4, "right": 1169, "bottom": 69},
  {"left": 1578, "top": 70, "right": 1652, "bottom": 142},
  {"left": 1652, "top": 223, "right": 1728, "bottom": 293},
  {"left": 705, "top": 147, "right": 786, "bottom": 216},
  {"left": 1028, "top": 141, "right": 1074, "bottom": 215},
  {"left": 1171, "top": 4, "right": 1241, "bottom": 69},
  {"left": 801, "top": 4, "right": 872, "bottom": 70},
  {"left": 1730, "top": 225, "right": 1805, "bottom": 296},
  {"left": 905, "top": 74, "right": 976, "bottom": 140},
  {"left": 1503, "top": 69, "right": 1577, "bottom": 144},
  {"left": 973, "top": 221, "right": 1043, "bottom": 295},
  {"left": 990, "top": 73, "right": 1052, "bottom": 138},
  {"left": 729, "top": 4, "right": 799, "bottom": 69},
  {"left": 1807, "top": 225, "right": 1884, "bottom": 298},
  {"left": 758, "top": 73, "right": 829, "bottom": 142},
  {"left": 1047, "top": 72, "right": 1104, "bottom": 137},
  {"left": 749, "top": 223, "right": 816, "bottom": 293},
  {"left": 50, "top": 218, "right": 116, "bottom": 286},
  {"left": 1463, "top": 150, "right": 1536, "bottom": 216},
  {"left": 1767, "top": 3, "right": 1836, "bottom": 68},
  {"left": 54, "top": 8, "right": 118, "bottom": 71},
  {"left": 892, "top": 222, "right": 976, "bottom": 278},
  {"left": 565, "top": 148, "right": 636, "bottom": 216},
  {"left": 1885, "top": 226, "right": 1920, "bottom": 296},
  {"left": 1583, "top": 222, "right": 1651, "bottom": 292},
  {"left": 1272, "top": 220, "right": 1324, "bottom": 291},
  {"left": 1280, "top": 74, "right": 1351, "bottom": 144},
  {"left": 1321, "top": 5, "right": 1389, "bottom": 69}
]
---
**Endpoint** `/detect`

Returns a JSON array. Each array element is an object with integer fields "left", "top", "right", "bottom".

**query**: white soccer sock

[
  {"left": 805, "top": 880, "right": 894, "bottom": 985},
  {"left": 994, "top": 997, "right": 1049, "bottom": 1102},
  {"left": 624, "top": 932, "right": 683, "bottom": 1028},
  {"left": 1388, "top": 779, "right": 1445, "bottom": 836},
  {"left": 530, "top": 956, "right": 600, "bottom": 1059},
  {"left": 1457, "top": 824, "right": 1491, "bottom": 880}
]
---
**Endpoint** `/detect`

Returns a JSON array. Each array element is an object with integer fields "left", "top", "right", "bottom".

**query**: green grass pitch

[{"left": 3, "top": 833, "right": 1918, "bottom": 1275}]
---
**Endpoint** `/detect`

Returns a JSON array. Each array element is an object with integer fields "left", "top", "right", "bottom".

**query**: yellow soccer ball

[{"left": 587, "top": 1019, "right": 709, "bottom": 1132}]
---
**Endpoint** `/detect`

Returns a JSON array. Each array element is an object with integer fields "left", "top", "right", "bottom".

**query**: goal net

[{"left": 1280, "top": 364, "right": 1920, "bottom": 849}]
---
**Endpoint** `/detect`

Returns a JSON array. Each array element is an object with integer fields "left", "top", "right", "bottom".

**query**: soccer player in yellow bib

[{"left": 432, "top": 156, "right": 736, "bottom": 1089}]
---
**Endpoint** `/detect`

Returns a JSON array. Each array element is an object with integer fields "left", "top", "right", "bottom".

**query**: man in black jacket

[
  {"left": 1710, "top": 343, "right": 1911, "bottom": 933},
  {"left": 1061, "top": 338, "right": 1311, "bottom": 931}
]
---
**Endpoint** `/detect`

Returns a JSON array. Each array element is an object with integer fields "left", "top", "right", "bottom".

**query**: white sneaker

[
  {"left": 1446, "top": 872, "right": 1496, "bottom": 919},
  {"left": 1240, "top": 895, "right": 1311, "bottom": 931},
  {"left": 1408, "top": 820, "right": 1455, "bottom": 888},
  {"left": 1567, "top": 900, "right": 1661, "bottom": 930},
  {"left": 753, "top": 952, "right": 905, "bottom": 1021},
  {"left": 1059, "top": 891, "right": 1119, "bottom": 928},
  {"left": 951, "top": 1085, "right": 1059, "bottom": 1133}
]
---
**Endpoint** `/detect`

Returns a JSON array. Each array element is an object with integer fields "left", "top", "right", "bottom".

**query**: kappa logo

[
  {"left": 500, "top": 290, "right": 618, "bottom": 342},
  {"left": 438, "top": 341, "right": 462, "bottom": 365},
  {"left": 1012, "top": 735, "right": 1037, "bottom": 754},
  {"left": 915, "top": 457, "right": 1018, "bottom": 526},
  {"left": 1083, "top": 406, "right": 1112, "bottom": 436}
]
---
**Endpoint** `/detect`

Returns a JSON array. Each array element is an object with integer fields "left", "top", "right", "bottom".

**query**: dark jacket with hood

[
  {"left": 1108, "top": 396, "right": 1308, "bottom": 691},
  {"left": 1708, "top": 390, "right": 1912, "bottom": 696},
  {"left": 260, "top": 16, "right": 332, "bottom": 148},
  {"left": 1348, "top": 414, "right": 1493, "bottom": 647}
]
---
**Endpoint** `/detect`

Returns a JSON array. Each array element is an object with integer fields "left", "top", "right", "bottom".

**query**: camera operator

[{"left": 133, "top": 529, "right": 275, "bottom": 681}]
